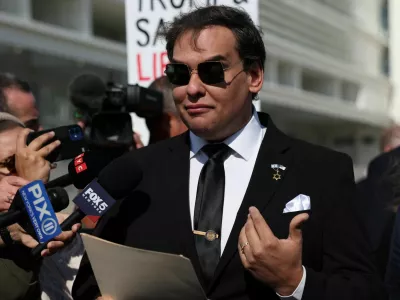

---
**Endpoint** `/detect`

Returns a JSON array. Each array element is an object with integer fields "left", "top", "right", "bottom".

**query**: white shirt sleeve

[{"left": 276, "top": 266, "right": 306, "bottom": 300}]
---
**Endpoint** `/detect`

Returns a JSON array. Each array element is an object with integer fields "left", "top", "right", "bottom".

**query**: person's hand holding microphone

[
  {"left": 0, "top": 176, "right": 29, "bottom": 211},
  {"left": 10, "top": 128, "right": 81, "bottom": 256},
  {"left": 3, "top": 213, "right": 79, "bottom": 256},
  {"left": 238, "top": 207, "right": 309, "bottom": 296}
]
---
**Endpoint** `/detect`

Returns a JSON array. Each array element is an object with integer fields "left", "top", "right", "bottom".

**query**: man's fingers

[
  {"left": 27, "top": 131, "right": 55, "bottom": 151},
  {"left": 0, "top": 202, "right": 11, "bottom": 211},
  {"left": 244, "top": 217, "right": 261, "bottom": 249},
  {"left": 71, "top": 223, "right": 81, "bottom": 233},
  {"left": 20, "top": 234, "right": 39, "bottom": 248},
  {"left": 249, "top": 206, "right": 275, "bottom": 241},
  {"left": 37, "top": 140, "right": 61, "bottom": 157},
  {"left": 5, "top": 176, "right": 30, "bottom": 187},
  {"left": 238, "top": 227, "right": 250, "bottom": 268},
  {"left": 54, "top": 230, "right": 75, "bottom": 242},
  {"left": 16, "top": 128, "right": 31, "bottom": 151},
  {"left": 46, "top": 241, "right": 66, "bottom": 255},
  {"left": 288, "top": 213, "right": 309, "bottom": 242},
  {"left": 6, "top": 185, "right": 19, "bottom": 196}
]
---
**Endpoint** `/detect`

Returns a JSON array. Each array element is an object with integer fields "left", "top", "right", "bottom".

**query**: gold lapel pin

[{"left": 271, "top": 164, "right": 286, "bottom": 181}]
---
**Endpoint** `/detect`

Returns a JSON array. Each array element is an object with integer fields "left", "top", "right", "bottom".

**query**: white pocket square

[{"left": 283, "top": 194, "right": 311, "bottom": 213}]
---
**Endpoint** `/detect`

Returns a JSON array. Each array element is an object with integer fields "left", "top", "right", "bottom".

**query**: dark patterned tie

[{"left": 194, "top": 143, "right": 232, "bottom": 286}]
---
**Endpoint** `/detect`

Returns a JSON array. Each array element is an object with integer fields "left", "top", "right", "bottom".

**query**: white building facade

[{"left": 0, "top": 0, "right": 392, "bottom": 179}]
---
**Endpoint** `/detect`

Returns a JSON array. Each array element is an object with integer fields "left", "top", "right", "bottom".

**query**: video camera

[{"left": 68, "top": 74, "right": 163, "bottom": 150}]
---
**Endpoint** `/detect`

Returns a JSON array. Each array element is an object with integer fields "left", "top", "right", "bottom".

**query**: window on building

[
  {"left": 92, "top": 0, "right": 126, "bottom": 43},
  {"left": 302, "top": 70, "right": 335, "bottom": 97},
  {"left": 278, "top": 62, "right": 295, "bottom": 87},
  {"left": 381, "top": 0, "right": 389, "bottom": 32},
  {"left": 342, "top": 82, "right": 359, "bottom": 102},
  {"left": 382, "top": 46, "right": 390, "bottom": 76}
]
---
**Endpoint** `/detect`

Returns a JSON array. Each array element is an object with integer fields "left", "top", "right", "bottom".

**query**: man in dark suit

[
  {"left": 73, "top": 6, "right": 383, "bottom": 300},
  {"left": 385, "top": 207, "right": 400, "bottom": 299},
  {"left": 356, "top": 146, "right": 400, "bottom": 280}
]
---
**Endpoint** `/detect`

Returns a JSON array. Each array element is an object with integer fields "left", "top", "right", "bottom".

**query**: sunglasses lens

[
  {"left": 165, "top": 64, "right": 190, "bottom": 85},
  {"left": 198, "top": 62, "right": 225, "bottom": 84}
]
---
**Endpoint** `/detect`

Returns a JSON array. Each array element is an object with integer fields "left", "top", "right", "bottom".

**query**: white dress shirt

[{"left": 188, "top": 109, "right": 306, "bottom": 299}]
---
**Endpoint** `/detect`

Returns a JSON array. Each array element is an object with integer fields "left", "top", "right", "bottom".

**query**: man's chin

[{"left": 188, "top": 125, "right": 213, "bottom": 138}]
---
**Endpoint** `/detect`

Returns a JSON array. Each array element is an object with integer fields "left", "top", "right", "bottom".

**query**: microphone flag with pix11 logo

[
  {"left": 19, "top": 180, "right": 62, "bottom": 243},
  {"left": 73, "top": 179, "right": 116, "bottom": 217}
]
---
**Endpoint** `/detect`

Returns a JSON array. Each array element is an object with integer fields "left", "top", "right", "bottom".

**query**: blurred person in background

[
  {"left": 147, "top": 76, "right": 187, "bottom": 144},
  {"left": 0, "top": 73, "right": 41, "bottom": 131},
  {"left": 0, "top": 113, "right": 27, "bottom": 180},
  {"left": 381, "top": 126, "right": 400, "bottom": 154},
  {"left": 356, "top": 125, "right": 400, "bottom": 282},
  {"left": 386, "top": 207, "right": 400, "bottom": 300},
  {"left": 0, "top": 113, "right": 79, "bottom": 300}
]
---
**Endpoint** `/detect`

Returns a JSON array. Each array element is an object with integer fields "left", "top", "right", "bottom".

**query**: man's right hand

[
  {"left": 7, "top": 223, "right": 41, "bottom": 248},
  {"left": 15, "top": 129, "right": 60, "bottom": 183},
  {"left": 0, "top": 176, "right": 29, "bottom": 212}
]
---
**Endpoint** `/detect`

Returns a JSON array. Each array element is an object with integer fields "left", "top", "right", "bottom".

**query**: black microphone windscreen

[
  {"left": 97, "top": 153, "right": 143, "bottom": 199},
  {"left": 68, "top": 74, "right": 106, "bottom": 111},
  {"left": 47, "top": 187, "right": 69, "bottom": 212},
  {"left": 68, "top": 151, "right": 117, "bottom": 189},
  {"left": 46, "top": 173, "right": 72, "bottom": 189}
]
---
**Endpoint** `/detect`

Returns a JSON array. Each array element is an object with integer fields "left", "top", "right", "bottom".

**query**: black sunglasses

[{"left": 164, "top": 61, "right": 242, "bottom": 86}]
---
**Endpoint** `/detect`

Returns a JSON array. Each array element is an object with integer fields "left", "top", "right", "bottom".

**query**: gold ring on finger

[{"left": 240, "top": 242, "right": 249, "bottom": 253}]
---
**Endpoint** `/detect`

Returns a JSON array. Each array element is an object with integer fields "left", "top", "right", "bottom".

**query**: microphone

[
  {"left": 45, "top": 174, "right": 70, "bottom": 189},
  {"left": 0, "top": 186, "right": 69, "bottom": 229},
  {"left": 31, "top": 154, "right": 143, "bottom": 258},
  {"left": 45, "top": 150, "right": 117, "bottom": 189},
  {"left": 68, "top": 73, "right": 106, "bottom": 112}
]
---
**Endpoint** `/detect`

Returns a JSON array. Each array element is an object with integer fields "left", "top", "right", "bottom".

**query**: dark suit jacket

[
  {"left": 356, "top": 148, "right": 400, "bottom": 280},
  {"left": 385, "top": 207, "right": 400, "bottom": 299},
  {"left": 73, "top": 113, "right": 383, "bottom": 300}
]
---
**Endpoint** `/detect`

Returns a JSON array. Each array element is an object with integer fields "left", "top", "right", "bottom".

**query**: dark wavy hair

[
  {"left": 0, "top": 73, "right": 32, "bottom": 113},
  {"left": 164, "top": 5, "right": 266, "bottom": 99},
  {"left": 165, "top": 5, "right": 266, "bottom": 70}
]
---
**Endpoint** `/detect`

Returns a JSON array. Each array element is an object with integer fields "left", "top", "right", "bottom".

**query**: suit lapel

[
  {"left": 208, "top": 113, "right": 293, "bottom": 292},
  {"left": 166, "top": 133, "right": 207, "bottom": 288}
]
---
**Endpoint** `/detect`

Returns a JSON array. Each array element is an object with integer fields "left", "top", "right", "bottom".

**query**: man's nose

[{"left": 186, "top": 73, "right": 206, "bottom": 100}]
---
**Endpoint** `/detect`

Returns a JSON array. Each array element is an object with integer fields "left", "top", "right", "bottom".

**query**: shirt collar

[{"left": 189, "top": 108, "right": 265, "bottom": 161}]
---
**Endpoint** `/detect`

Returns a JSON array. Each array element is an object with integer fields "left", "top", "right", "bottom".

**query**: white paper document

[{"left": 80, "top": 233, "right": 207, "bottom": 300}]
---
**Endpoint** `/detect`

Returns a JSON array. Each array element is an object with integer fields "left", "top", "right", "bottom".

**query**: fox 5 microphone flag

[
  {"left": 73, "top": 179, "right": 116, "bottom": 217},
  {"left": 19, "top": 180, "right": 62, "bottom": 243}
]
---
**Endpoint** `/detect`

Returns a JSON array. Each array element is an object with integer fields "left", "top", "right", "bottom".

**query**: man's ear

[{"left": 247, "top": 62, "right": 264, "bottom": 95}]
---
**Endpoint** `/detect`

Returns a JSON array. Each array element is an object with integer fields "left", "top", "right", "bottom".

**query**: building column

[
  {"left": 79, "top": 0, "right": 93, "bottom": 36},
  {"left": 265, "top": 57, "right": 278, "bottom": 85},
  {"left": 332, "top": 79, "right": 343, "bottom": 100},
  {"left": 389, "top": 0, "right": 400, "bottom": 122},
  {"left": 292, "top": 65, "right": 302, "bottom": 90}
]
